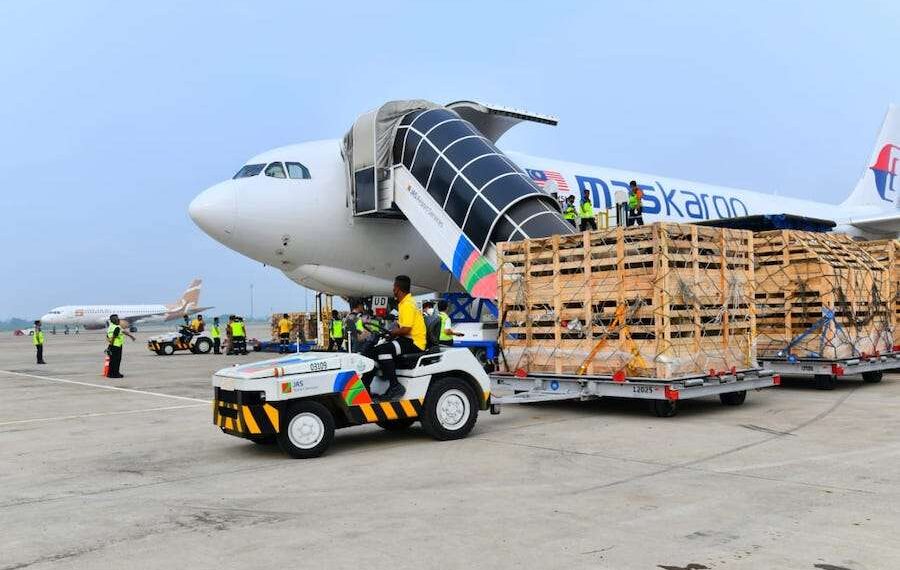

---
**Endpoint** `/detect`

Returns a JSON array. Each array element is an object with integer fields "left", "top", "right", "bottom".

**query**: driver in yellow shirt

[
  {"left": 370, "top": 275, "right": 425, "bottom": 401},
  {"left": 277, "top": 313, "right": 293, "bottom": 354}
]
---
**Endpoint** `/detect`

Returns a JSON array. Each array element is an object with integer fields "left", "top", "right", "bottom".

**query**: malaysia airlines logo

[
  {"left": 870, "top": 143, "right": 900, "bottom": 202},
  {"left": 527, "top": 169, "right": 571, "bottom": 193}
]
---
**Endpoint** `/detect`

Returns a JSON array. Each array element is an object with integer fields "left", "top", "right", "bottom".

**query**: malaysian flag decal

[{"left": 527, "top": 168, "right": 571, "bottom": 193}]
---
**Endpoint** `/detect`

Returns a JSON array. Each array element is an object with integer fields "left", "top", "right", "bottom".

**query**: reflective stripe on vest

[
  {"left": 439, "top": 312, "right": 452, "bottom": 342},
  {"left": 330, "top": 320, "right": 343, "bottom": 338},
  {"left": 107, "top": 323, "right": 124, "bottom": 347},
  {"left": 580, "top": 201, "right": 594, "bottom": 218}
]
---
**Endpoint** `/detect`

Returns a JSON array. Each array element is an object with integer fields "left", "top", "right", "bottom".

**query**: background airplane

[
  {"left": 189, "top": 103, "right": 900, "bottom": 298},
  {"left": 39, "top": 278, "right": 212, "bottom": 331}
]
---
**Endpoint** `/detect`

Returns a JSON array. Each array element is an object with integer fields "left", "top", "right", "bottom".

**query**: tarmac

[{"left": 1, "top": 326, "right": 899, "bottom": 570}]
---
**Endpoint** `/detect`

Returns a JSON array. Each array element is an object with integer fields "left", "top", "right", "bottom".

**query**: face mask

[{"left": 425, "top": 308, "right": 435, "bottom": 316}]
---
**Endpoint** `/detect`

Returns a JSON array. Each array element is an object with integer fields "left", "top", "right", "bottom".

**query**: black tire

[
  {"left": 194, "top": 338, "right": 212, "bottom": 354},
  {"left": 650, "top": 399, "right": 678, "bottom": 417},
  {"left": 161, "top": 344, "right": 175, "bottom": 356},
  {"left": 719, "top": 390, "right": 747, "bottom": 406},
  {"left": 155, "top": 349, "right": 165, "bottom": 356},
  {"left": 277, "top": 401, "right": 335, "bottom": 459},
  {"left": 814, "top": 374, "right": 836, "bottom": 390},
  {"left": 862, "top": 371, "right": 883, "bottom": 384},
  {"left": 421, "top": 376, "right": 479, "bottom": 441},
  {"left": 376, "top": 418, "right": 416, "bottom": 431}
]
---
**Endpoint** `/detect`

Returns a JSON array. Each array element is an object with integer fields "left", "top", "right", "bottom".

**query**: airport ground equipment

[
  {"left": 491, "top": 367, "right": 780, "bottom": 417},
  {"left": 253, "top": 339, "right": 316, "bottom": 353},
  {"left": 858, "top": 238, "right": 900, "bottom": 347},
  {"left": 212, "top": 347, "right": 492, "bottom": 458},
  {"left": 148, "top": 330, "right": 213, "bottom": 355},
  {"left": 759, "top": 352, "right": 900, "bottom": 390}
]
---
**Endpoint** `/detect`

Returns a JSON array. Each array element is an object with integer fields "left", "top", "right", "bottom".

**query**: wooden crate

[
  {"left": 498, "top": 223, "right": 756, "bottom": 378},
  {"left": 270, "top": 312, "right": 319, "bottom": 343},
  {"left": 754, "top": 231, "right": 892, "bottom": 358},
  {"left": 859, "top": 239, "right": 900, "bottom": 347}
]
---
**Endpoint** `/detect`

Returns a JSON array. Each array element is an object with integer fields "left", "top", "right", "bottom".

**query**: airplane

[
  {"left": 39, "top": 279, "right": 213, "bottom": 332},
  {"left": 189, "top": 101, "right": 900, "bottom": 298}
]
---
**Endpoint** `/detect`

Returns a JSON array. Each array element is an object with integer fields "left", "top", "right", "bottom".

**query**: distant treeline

[{"left": 0, "top": 318, "right": 34, "bottom": 331}]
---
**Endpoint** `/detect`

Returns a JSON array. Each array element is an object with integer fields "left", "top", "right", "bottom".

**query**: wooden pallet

[
  {"left": 859, "top": 239, "right": 900, "bottom": 347},
  {"left": 270, "top": 312, "right": 319, "bottom": 343},
  {"left": 754, "top": 231, "right": 892, "bottom": 358},
  {"left": 498, "top": 223, "right": 756, "bottom": 378}
]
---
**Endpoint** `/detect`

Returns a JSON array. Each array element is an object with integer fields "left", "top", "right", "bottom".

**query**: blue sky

[{"left": 2, "top": 1, "right": 899, "bottom": 318}]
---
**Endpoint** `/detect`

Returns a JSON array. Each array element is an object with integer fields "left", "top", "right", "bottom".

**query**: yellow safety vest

[
  {"left": 355, "top": 317, "right": 364, "bottom": 332},
  {"left": 439, "top": 312, "right": 453, "bottom": 342},
  {"left": 33, "top": 331, "right": 44, "bottom": 345},
  {"left": 563, "top": 205, "right": 577, "bottom": 220},
  {"left": 107, "top": 323, "right": 124, "bottom": 347},
  {"left": 330, "top": 319, "right": 343, "bottom": 339},
  {"left": 580, "top": 201, "right": 594, "bottom": 218},
  {"left": 628, "top": 193, "right": 639, "bottom": 208},
  {"left": 231, "top": 322, "right": 245, "bottom": 337},
  {"left": 210, "top": 325, "right": 220, "bottom": 339}
]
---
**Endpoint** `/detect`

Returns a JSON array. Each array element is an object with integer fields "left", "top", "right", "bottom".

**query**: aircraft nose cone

[{"left": 189, "top": 181, "right": 236, "bottom": 242}]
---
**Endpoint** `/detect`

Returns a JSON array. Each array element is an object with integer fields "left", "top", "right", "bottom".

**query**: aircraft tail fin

[
  {"left": 842, "top": 104, "right": 900, "bottom": 210},
  {"left": 167, "top": 278, "right": 202, "bottom": 314}
]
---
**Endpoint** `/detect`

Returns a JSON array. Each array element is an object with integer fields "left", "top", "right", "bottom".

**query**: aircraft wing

[
  {"left": 845, "top": 213, "right": 900, "bottom": 235},
  {"left": 119, "top": 311, "right": 168, "bottom": 325}
]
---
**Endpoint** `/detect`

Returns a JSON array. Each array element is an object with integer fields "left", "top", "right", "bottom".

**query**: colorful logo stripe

[
  {"left": 451, "top": 236, "right": 497, "bottom": 299},
  {"left": 332, "top": 371, "right": 372, "bottom": 406}
]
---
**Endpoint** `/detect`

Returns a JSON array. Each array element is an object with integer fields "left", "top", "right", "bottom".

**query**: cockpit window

[
  {"left": 233, "top": 164, "right": 265, "bottom": 179},
  {"left": 265, "top": 162, "right": 286, "bottom": 179},
  {"left": 286, "top": 162, "right": 311, "bottom": 180}
]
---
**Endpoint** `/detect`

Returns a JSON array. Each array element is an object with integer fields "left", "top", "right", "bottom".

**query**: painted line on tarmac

[
  {"left": 0, "top": 369, "right": 210, "bottom": 404},
  {"left": 0, "top": 403, "right": 208, "bottom": 426}
]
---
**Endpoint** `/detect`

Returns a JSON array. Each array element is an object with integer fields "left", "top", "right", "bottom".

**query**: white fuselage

[
  {"left": 40, "top": 304, "right": 170, "bottom": 330},
  {"left": 189, "top": 138, "right": 894, "bottom": 298}
]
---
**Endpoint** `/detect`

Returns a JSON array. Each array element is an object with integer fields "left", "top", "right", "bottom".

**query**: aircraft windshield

[{"left": 233, "top": 164, "right": 265, "bottom": 179}]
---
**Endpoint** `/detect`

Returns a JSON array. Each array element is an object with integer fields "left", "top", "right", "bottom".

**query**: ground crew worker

[
  {"left": 562, "top": 195, "right": 578, "bottom": 228},
  {"left": 106, "top": 314, "right": 135, "bottom": 378},
  {"left": 579, "top": 189, "right": 598, "bottom": 231},
  {"left": 627, "top": 180, "right": 645, "bottom": 226},
  {"left": 33, "top": 320, "right": 46, "bottom": 364},
  {"left": 179, "top": 315, "right": 192, "bottom": 343},
  {"left": 345, "top": 303, "right": 366, "bottom": 352},
  {"left": 364, "top": 275, "right": 426, "bottom": 401},
  {"left": 422, "top": 301, "right": 441, "bottom": 348},
  {"left": 437, "top": 300, "right": 464, "bottom": 346},
  {"left": 192, "top": 314, "right": 205, "bottom": 333},
  {"left": 327, "top": 310, "right": 345, "bottom": 352},
  {"left": 231, "top": 316, "right": 247, "bottom": 355},
  {"left": 210, "top": 317, "right": 222, "bottom": 354},
  {"left": 225, "top": 315, "right": 235, "bottom": 354},
  {"left": 277, "top": 313, "right": 292, "bottom": 354}
]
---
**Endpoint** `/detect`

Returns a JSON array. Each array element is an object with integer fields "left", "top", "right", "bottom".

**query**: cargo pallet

[
  {"left": 759, "top": 352, "right": 900, "bottom": 390},
  {"left": 489, "top": 367, "right": 779, "bottom": 417}
]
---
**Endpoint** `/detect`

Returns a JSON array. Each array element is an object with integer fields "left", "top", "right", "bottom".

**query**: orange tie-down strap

[{"left": 577, "top": 305, "right": 649, "bottom": 377}]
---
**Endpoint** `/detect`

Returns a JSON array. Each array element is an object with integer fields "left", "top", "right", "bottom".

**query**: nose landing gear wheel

[
  {"left": 421, "top": 377, "right": 478, "bottom": 440},
  {"left": 277, "top": 401, "right": 335, "bottom": 459}
]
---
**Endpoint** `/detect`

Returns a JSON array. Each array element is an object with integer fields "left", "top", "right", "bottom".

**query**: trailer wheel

[
  {"left": 650, "top": 399, "right": 678, "bottom": 417},
  {"left": 862, "top": 371, "right": 883, "bottom": 384},
  {"left": 719, "top": 390, "right": 747, "bottom": 406},
  {"left": 421, "top": 376, "right": 478, "bottom": 440},
  {"left": 194, "top": 338, "right": 212, "bottom": 354},
  {"left": 161, "top": 344, "right": 175, "bottom": 356},
  {"left": 277, "top": 401, "right": 335, "bottom": 459},
  {"left": 376, "top": 418, "right": 416, "bottom": 431},
  {"left": 814, "top": 374, "right": 836, "bottom": 390}
]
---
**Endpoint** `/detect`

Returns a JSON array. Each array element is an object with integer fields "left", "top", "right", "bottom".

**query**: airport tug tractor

[
  {"left": 147, "top": 330, "right": 213, "bottom": 356},
  {"left": 212, "top": 347, "right": 492, "bottom": 458}
]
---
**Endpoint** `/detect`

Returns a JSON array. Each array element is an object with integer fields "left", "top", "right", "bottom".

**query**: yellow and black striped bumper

[
  {"left": 213, "top": 389, "right": 278, "bottom": 439},
  {"left": 148, "top": 341, "right": 159, "bottom": 352},
  {"left": 347, "top": 398, "right": 424, "bottom": 424}
]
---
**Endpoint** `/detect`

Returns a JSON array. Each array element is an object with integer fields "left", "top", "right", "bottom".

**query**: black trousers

[
  {"left": 232, "top": 336, "right": 247, "bottom": 354},
  {"left": 36, "top": 345, "right": 44, "bottom": 364},
  {"left": 328, "top": 337, "right": 344, "bottom": 352},
  {"left": 627, "top": 207, "right": 644, "bottom": 226},
  {"left": 371, "top": 336, "right": 421, "bottom": 386},
  {"left": 579, "top": 217, "right": 597, "bottom": 231},
  {"left": 566, "top": 218, "right": 578, "bottom": 229},
  {"left": 213, "top": 338, "right": 221, "bottom": 354},
  {"left": 108, "top": 345, "right": 123, "bottom": 376},
  {"left": 279, "top": 333, "right": 290, "bottom": 353}
]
